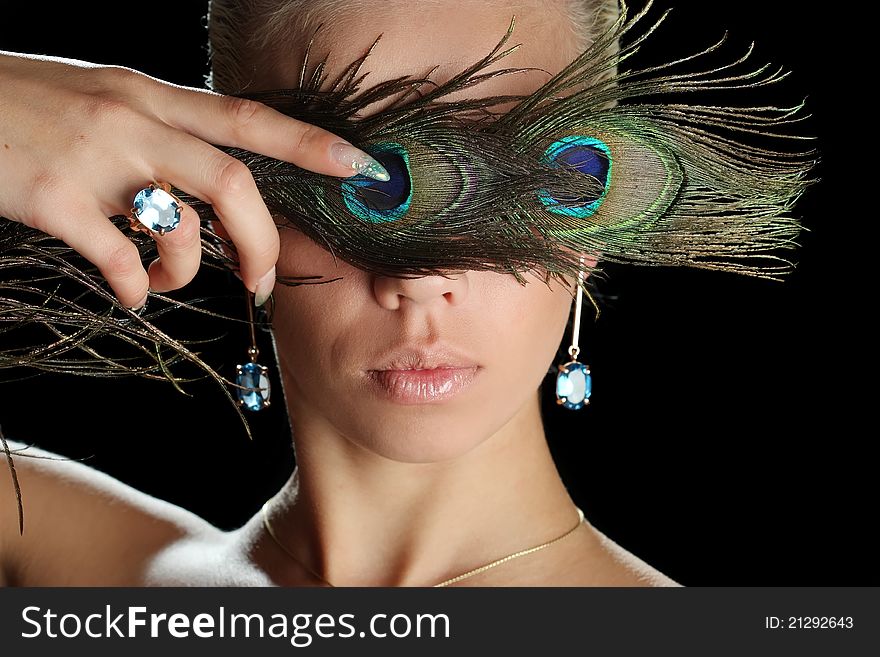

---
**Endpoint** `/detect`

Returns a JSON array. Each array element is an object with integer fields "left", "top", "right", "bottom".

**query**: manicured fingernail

[
  {"left": 130, "top": 291, "right": 149, "bottom": 312},
  {"left": 254, "top": 265, "right": 275, "bottom": 307},
  {"left": 330, "top": 142, "right": 390, "bottom": 182}
]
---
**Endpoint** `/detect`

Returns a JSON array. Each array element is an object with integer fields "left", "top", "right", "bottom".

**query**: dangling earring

[
  {"left": 235, "top": 289, "right": 272, "bottom": 412},
  {"left": 556, "top": 256, "right": 592, "bottom": 410}
]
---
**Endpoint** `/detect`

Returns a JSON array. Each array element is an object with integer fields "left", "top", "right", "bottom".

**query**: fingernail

[
  {"left": 254, "top": 265, "right": 275, "bottom": 307},
  {"left": 130, "top": 291, "right": 149, "bottom": 312},
  {"left": 330, "top": 142, "right": 390, "bottom": 182}
]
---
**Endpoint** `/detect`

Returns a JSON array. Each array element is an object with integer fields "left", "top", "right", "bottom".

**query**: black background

[{"left": 0, "top": 1, "right": 872, "bottom": 585}]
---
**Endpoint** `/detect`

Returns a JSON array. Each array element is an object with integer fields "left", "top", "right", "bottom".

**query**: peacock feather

[{"left": 172, "top": 0, "right": 818, "bottom": 288}]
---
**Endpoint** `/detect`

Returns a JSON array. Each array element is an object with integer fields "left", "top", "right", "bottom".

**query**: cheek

[
  {"left": 275, "top": 225, "right": 341, "bottom": 277},
  {"left": 474, "top": 272, "right": 574, "bottom": 387},
  {"left": 270, "top": 228, "right": 366, "bottom": 373}
]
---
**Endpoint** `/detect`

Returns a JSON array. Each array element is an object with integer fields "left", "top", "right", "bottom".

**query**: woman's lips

[{"left": 366, "top": 366, "right": 480, "bottom": 404}]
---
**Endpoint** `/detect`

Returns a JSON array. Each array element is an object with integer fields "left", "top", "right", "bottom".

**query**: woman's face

[{"left": 266, "top": 2, "right": 590, "bottom": 463}]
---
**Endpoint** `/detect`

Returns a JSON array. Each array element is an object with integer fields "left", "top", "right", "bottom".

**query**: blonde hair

[{"left": 205, "top": 0, "right": 621, "bottom": 94}]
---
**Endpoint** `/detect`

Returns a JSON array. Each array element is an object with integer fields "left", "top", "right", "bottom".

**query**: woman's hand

[{"left": 0, "top": 51, "right": 382, "bottom": 308}]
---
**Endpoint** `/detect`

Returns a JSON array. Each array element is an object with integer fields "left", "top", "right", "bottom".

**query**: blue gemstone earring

[
  {"left": 556, "top": 256, "right": 592, "bottom": 410},
  {"left": 235, "top": 289, "right": 272, "bottom": 412}
]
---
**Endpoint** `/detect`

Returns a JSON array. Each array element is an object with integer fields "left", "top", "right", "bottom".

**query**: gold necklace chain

[{"left": 261, "top": 499, "right": 585, "bottom": 587}]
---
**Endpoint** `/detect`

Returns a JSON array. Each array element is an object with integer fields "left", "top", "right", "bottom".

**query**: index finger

[{"left": 151, "top": 83, "right": 390, "bottom": 181}]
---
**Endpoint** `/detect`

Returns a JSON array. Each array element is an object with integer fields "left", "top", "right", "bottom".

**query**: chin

[{"left": 344, "top": 404, "right": 507, "bottom": 464}]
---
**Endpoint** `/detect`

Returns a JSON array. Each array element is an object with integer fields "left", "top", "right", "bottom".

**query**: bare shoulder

[
  {"left": 0, "top": 438, "right": 221, "bottom": 586},
  {"left": 575, "top": 520, "right": 682, "bottom": 587},
  {"left": 461, "top": 516, "right": 682, "bottom": 587},
  {"left": 527, "top": 519, "right": 681, "bottom": 587}
]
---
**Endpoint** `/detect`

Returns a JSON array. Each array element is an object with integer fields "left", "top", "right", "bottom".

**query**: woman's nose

[{"left": 372, "top": 272, "right": 469, "bottom": 310}]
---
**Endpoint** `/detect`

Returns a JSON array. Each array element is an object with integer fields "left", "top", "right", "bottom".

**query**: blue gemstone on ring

[
  {"left": 133, "top": 186, "right": 181, "bottom": 233},
  {"left": 236, "top": 362, "right": 271, "bottom": 411},
  {"left": 556, "top": 361, "right": 592, "bottom": 410}
]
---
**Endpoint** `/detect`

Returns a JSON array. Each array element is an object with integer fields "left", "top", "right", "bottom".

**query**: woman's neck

[{"left": 263, "top": 388, "right": 582, "bottom": 587}]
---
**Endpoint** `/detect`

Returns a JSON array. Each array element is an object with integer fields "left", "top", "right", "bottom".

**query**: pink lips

[
  {"left": 367, "top": 366, "right": 480, "bottom": 404},
  {"left": 366, "top": 346, "right": 480, "bottom": 404}
]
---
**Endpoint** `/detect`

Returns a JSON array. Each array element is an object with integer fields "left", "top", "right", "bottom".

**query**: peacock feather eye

[
  {"left": 341, "top": 142, "right": 413, "bottom": 223},
  {"left": 538, "top": 136, "right": 612, "bottom": 218}
]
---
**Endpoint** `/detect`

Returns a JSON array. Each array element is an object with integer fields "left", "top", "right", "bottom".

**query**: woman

[{"left": 0, "top": 0, "right": 813, "bottom": 586}]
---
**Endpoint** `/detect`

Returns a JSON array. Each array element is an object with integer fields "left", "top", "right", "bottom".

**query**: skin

[
  {"left": 0, "top": 49, "right": 373, "bottom": 308},
  {"left": 0, "top": 0, "right": 680, "bottom": 587}
]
